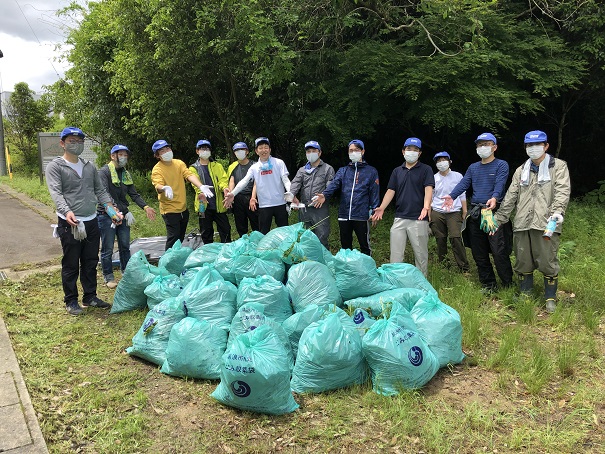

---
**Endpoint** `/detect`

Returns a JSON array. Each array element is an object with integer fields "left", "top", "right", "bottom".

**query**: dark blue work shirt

[{"left": 387, "top": 162, "right": 435, "bottom": 220}]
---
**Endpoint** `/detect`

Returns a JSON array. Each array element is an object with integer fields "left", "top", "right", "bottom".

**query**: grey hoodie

[{"left": 46, "top": 156, "right": 113, "bottom": 218}]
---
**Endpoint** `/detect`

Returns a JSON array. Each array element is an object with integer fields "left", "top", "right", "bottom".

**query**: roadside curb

[{"left": 0, "top": 183, "right": 56, "bottom": 222}]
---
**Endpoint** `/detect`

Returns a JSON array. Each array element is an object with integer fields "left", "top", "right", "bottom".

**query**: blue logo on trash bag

[
  {"left": 408, "top": 346, "right": 423, "bottom": 366},
  {"left": 230, "top": 380, "right": 251, "bottom": 398},
  {"left": 353, "top": 311, "right": 365, "bottom": 324}
]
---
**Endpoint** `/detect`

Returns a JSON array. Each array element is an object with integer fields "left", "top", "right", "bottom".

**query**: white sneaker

[
  {"left": 106, "top": 281, "right": 118, "bottom": 289},
  {"left": 545, "top": 299, "right": 556, "bottom": 313}
]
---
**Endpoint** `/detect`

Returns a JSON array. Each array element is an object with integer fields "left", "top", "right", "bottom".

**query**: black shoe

[
  {"left": 82, "top": 296, "right": 111, "bottom": 309},
  {"left": 66, "top": 301, "right": 83, "bottom": 316}
]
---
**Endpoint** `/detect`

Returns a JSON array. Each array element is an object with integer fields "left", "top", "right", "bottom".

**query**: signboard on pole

[{"left": 37, "top": 132, "right": 99, "bottom": 183}]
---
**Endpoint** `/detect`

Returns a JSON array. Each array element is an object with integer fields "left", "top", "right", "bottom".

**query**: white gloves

[
  {"left": 125, "top": 212, "right": 135, "bottom": 226},
  {"left": 549, "top": 212, "right": 564, "bottom": 225},
  {"left": 199, "top": 185, "right": 214, "bottom": 198},
  {"left": 72, "top": 221, "right": 87, "bottom": 240},
  {"left": 163, "top": 186, "right": 173, "bottom": 200},
  {"left": 284, "top": 191, "right": 294, "bottom": 203}
]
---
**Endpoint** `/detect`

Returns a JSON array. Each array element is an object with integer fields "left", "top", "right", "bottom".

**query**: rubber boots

[
  {"left": 544, "top": 275, "right": 558, "bottom": 313},
  {"left": 518, "top": 272, "right": 534, "bottom": 295}
]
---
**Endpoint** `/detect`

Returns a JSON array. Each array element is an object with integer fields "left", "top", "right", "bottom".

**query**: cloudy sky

[{"left": 0, "top": 0, "right": 75, "bottom": 94}]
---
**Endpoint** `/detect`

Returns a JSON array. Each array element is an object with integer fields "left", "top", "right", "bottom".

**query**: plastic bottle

[
  {"left": 543, "top": 219, "right": 557, "bottom": 240},
  {"left": 198, "top": 202, "right": 206, "bottom": 219}
]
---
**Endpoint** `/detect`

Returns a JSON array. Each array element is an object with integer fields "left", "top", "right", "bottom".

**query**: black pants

[
  {"left": 162, "top": 210, "right": 189, "bottom": 250},
  {"left": 233, "top": 194, "right": 259, "bottom": 237},
  {"left": 258, "top": 204, "right": 289, "bottom": 234},
  {"left": 198, "top": 209, "right": 231, "bottom": 244},
  {"left": 468, "top": 216, "right": 513, "bottom": 289},
  {"left": 57, "top": 217, "right": 100, "bottom": 305},
  {"left": 339, "top": 220, "right": 371, "bottom": 256}
]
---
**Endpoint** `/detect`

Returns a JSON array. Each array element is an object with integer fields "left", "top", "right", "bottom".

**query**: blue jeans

[{"left": 98, "top": 213, "right": 131, "bottom": 282}]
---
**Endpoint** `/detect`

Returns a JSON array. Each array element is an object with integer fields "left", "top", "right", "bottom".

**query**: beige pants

[
  {"left": 390, "top": 218, "right": 429, "bottom": 276},
  {"left": 513, "top": 229, "right": 560, "bottom": 276}
]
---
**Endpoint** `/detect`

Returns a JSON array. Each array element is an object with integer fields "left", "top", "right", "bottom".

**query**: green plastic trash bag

[
  {"left": 144, "top": 273, "right": 183, "bottom": 310},
  {"left": 286, "top": 261, "right": 342, "bottom": 312},
  {"left": 111, "top": 250, "right": 168, "bottom": 314},
  {"left": 362, "top": 316, "right": 439, "bottom": 395},
  {"left": 255, "top": 223, "right": 325, "bottom": 264},
  {"left": 344, "top": 288, "right": 427, "bottom": 317},
  {"left": 232, "top": 255, "right": 285, "bottom": 285},
  {"left": 215, "top": 237, "right": 253, "bottom": 284},
  {"left": 180, "top": 265, "right": 224, "bottom": 293},
  {"left": 410, "top": 293, "right": 465, "bottom": 368},
  {"left": 236, "top": 276, "right": 292, "bottom": 323},
  {"left": 160, "top": 317, "right": 228, "bottom": 379},
  {"left": 183, "top": 242, "right": 224, "bottom": 269},
  {"left": 158, "top": 240, "right": 193, "bottom": 275},
  {"left": 291, "top": 313, "right": 367, "bottom": 393},
  {"left": 126, "top": 297, "right": 186, "bottom": 365},
  {"left": 329, "top": 249, "right": 394, "bottom": 301},
  {"left": 227, "top": 303, "right": 294, "bottom": 371},
  {"left": 352, "top": 308, "right": 376, "bottom": 338},
  {"left": 377, "top": 263, "right": 437, "bottom": 295},
  {"left": 182, "top": 280, "right": 238, "bottom": 330},
  {"left": 211, "top": 324, "right": 299, "bottom": 415}
]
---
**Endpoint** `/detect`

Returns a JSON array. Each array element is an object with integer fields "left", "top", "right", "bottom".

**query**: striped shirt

[{"left": 449, "top": 158, "right": 509, "bottom": 205}]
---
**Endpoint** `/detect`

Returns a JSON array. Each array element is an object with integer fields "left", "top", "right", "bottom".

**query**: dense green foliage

[{"left": 43, "top": 0, "right": 605, "bottom": 192}]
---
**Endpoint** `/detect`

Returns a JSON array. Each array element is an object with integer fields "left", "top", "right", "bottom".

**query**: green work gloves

[{"left": 480, "top": 208, "right": 499, "bottom": 234}]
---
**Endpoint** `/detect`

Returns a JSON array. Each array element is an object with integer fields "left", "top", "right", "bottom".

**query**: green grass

[{"left": 1, "top": 178, "right": 605, "bottom": 452}]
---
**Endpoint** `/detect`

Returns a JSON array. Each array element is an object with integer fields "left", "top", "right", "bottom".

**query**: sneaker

[
  {"left": 82, "top": 296, "right": 111, "bottom": 309},
  {"left": 545, "top": 299, "right": 556, "bottom": 314},
  {"left": 106, "top": 281, "right": 118, "bottom": 289},
  {"left": 66, "top": 301, "right": 83, "bottom": 316}
]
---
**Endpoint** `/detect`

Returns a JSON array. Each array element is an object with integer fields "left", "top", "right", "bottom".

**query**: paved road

[{"left": 0, "top": 187, "right": 62, "bottom": 269}]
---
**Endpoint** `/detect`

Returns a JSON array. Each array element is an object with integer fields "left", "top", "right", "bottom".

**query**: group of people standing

[{"left": 46, "top": 127, "right": 569, "bottom": 316}]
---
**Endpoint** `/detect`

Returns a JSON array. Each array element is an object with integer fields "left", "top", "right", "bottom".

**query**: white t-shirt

[
  {"left": 431, "top": 170, "right": 466, "bottom": 213},
  {"left": 233, "top": 156, "right": 289, "bottom": 208}
]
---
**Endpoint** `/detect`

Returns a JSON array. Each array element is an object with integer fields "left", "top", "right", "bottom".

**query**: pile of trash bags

[{"left": 117, "top": 223, "right": 464, "bottom": 415}]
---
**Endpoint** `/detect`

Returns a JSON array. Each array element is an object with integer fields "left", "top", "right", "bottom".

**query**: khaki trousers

[{"left": 390, "top": 218, "right": 429, "bottom": 276}]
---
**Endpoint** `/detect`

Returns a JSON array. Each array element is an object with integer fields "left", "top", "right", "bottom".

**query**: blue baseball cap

[
  {"left": 60, "top": 127, "right": 85, "bottom": 140},
  {"left": 524, "top": 130, "right": 547, "bottom": 144},
  {"left": 433, "top": 151, "right": 451, "bottom": 161},
  {"left": 232, "top": 142, "right": 248, "bottom": 151},
  {"left": 254, "top": 137, "right": 270, "bottom": 147},
  {"left": 196, "top": 139, "right": 211, "bottom": 148},
  {"left": 348, "top": 139, "right": 365, "bottom": 150},
  {"left": 152, "top": 140, "right": 171, "bottom": 153},
  {"left": 110, "top": 144, "right": 129, "bottom": 154},
  {"left": 304, "top": 140, "right": 321, "bottom": 150},
  {"left": 404, "top": 137, "right": 422, "bottom": 149},
  {"left": 475, "top": 132, "right": 497, "bottom": 144}
]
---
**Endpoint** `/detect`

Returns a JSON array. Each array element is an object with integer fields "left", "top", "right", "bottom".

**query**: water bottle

[
  {"left": 198, "top": 202, "right": 206, "bottom": 219},
  {"left": 543, "top": 219, "right": 557, "bottom": 240}
]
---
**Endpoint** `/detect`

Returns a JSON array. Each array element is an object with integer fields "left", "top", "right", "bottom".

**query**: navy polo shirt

[{"left": 387, "top": 162, "right": 435, "bottom": 220}]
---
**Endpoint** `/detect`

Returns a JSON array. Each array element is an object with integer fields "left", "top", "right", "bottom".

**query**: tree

[{"left": 4, "top": 82, "right": 54, "bottom": 172}]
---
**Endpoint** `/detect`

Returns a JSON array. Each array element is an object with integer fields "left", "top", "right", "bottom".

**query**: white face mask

[
  {"left": 349, "top": 151, "right": 362, "bottom": 163},
  {"left": 161, "top": 151, "right": 173, "bottom": 162},
  {"left": 436, "top": 161, "right": 450, "bottom": 172},
  {"left": 198, "top": 150, "right": 211, "bottom": 160},
  {"left": 234, "top": 150, "right": 247, "bottom": 161},
  {"left": 476, "top": 146, "right": 493, "bottom": 159},
  {"left": 117, "top": 156, "right": 128, "bottom": 167},
  {"left": 404, "top": 151, "right": 419, "bottom": 164},
  {"left": 526, "top": 145, "right": 545, "bottom": 160},
  {"left": 306, "top": 152, "right": 319, "bottom": 164}
]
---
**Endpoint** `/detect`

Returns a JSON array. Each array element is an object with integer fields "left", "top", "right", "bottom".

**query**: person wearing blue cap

[
  {"left": 313, "top": 139, "right": 379, "bottom": 255},
  {"left": 371, "top": 137, "right": 435, "bottom": 276},
  {"left": 150, "top": 139, "right": 208, "bottom": 250},
  {"left": 97, "top": 145, "right": 157, "bottom": 289},
  {"left": 442, "top": 132, "right": 513, "bottom": 291},
  {"left": 189, "top": 139, "right": 231, "bottom": 244},
  {"left": 224, "top": 137, "right": 292, "bottom": 234},
  {"left": 494, "top": 130, "right": 570, "bottom": 313},
  {"left": 289, "top": 141, "right": 335, "bottom": 248},
  {"left": 45, "top": 127, "right": 118, "bottom": 315},
  {"left": 227, "top": 142, "right": 259, "bottom": 237},
  {"left": 429, "top": 151, "right": 469, "bottom": 272}
]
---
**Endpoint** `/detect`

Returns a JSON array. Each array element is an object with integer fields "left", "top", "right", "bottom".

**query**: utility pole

[{"left": 0, "top": 49, "right": 7, "bottom": 176}]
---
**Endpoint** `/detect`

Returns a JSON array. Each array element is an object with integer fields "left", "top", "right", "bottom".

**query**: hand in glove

[
  {"left": 163, "top": 186, "right": 173, "bottom": 200},
  {"left": 480, "top": 208, "right": 499, "bottom": 234},
  {"left": 125, "top": 212, "right": 135, "bottom": 226},
  {"left": 548, "top": 212, "right": 564, "bottom": 225},
  {"left": 284, "top": 191, "right": 294, "bottom": 203},
  {"left": 199, "top": 185, "right": 214, "bottom": 198}
]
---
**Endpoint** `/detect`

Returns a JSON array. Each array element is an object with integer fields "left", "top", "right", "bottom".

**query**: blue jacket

[{"left": 323, "top": 161, "right": 380, "bottom": 221}]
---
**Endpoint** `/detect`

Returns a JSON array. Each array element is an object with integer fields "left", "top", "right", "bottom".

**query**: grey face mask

[
  {"left": 117, "top": 156, "right": 128, "bottom": 167},
  {"left": 65, "top": 143, "right": 85, "bottom": 156}
]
